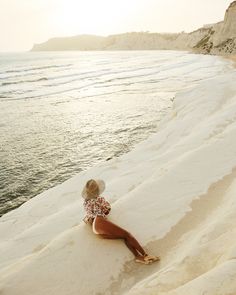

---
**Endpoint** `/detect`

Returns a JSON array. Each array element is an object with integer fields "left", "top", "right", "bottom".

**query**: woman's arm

[
  {"left": 83, "top": 200, "right": 94, "bottom": 224},
  {"left": 99, "top": 197, "right": 111, "bottom": 215}
]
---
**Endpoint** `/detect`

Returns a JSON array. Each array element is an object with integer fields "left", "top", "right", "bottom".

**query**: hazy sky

[{"left": 0, "top": 0, "right": 233, "bottom": 52}]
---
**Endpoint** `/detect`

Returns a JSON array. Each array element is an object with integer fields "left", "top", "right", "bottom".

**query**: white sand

[{"left": 0, "top": 58, "right": 236, "bottom": 295}]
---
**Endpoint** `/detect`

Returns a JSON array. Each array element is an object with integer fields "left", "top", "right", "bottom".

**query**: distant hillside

[
  {"left": 31, "top": 1, "right": 236, "bottom": 55},
  {"left": 32, "top": 35, "right": 105, "bottom": 51},
  {"left": 31, "top": 30, "right": 208, "bottom": 52}
]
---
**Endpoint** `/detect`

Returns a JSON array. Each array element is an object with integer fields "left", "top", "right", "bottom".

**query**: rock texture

[
  {"left": 31, "top": 1, "right": 236, "bottom": 56},
  {"left": 193, "top": 1, "right": 236, "bottom": 55}
]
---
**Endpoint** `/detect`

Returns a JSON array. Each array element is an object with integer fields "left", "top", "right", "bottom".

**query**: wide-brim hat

[{"left": 81, "top": 179, "right": 105, "bottom": 199}]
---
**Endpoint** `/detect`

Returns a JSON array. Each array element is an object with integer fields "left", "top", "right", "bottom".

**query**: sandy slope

[{"left": 0, "top": 61, "right": 236, "bottom": 295}]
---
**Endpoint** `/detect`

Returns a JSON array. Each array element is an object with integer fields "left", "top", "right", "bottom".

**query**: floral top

[{"left": 83, "top": 196, "right": 111, "bottom": 224}]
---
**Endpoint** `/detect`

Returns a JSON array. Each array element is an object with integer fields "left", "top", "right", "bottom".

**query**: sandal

[
  {"left": 135, "top": 256, "right": 151, "bottom": 265},
  {"left": 144, "top": 254, "right": 160, "bottom": 262}
]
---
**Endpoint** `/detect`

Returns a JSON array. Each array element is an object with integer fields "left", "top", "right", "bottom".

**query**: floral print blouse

[{"left": 83, "top": 196, "right": 111, "bottom": 224}]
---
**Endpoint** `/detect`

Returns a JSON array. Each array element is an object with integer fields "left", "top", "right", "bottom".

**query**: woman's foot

[
  {"left": 143, "top": 254, "right": 160, "bottom": 262},
  {"left": 135, "top": 255, "right": 151, "bottom": 265}
]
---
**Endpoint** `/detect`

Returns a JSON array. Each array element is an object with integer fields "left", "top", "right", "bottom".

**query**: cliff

[
  {"left": 32, "top": 1, "right": 236, "bottom": 54},
  {"left": 30, "top": 30, "right": 208, "bottom": 52},
  {"left": 193, "top": 1, "right": 236, "bottom": 55},
  {"left": 1, "top": 59, "right": 236, "bottom": 295},
  {"left": 31, "top": 1, "right": 236, "bottom": 56}
]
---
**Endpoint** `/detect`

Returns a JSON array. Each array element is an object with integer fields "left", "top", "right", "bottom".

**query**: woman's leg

[
  {"left": 99, "top": 233, "right": 141, "bottom": 257},
  {"left": 94, "top": 216, "right": 147, "bottom": 257}
]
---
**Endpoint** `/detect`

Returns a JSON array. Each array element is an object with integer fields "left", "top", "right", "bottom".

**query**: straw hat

[{"left": 81, "top": 179, "right": 105, "bottom": 200}]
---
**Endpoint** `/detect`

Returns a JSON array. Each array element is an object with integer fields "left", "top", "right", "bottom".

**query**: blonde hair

[{"left": 85, "top": 179, "right": 100, "bottom": 199}]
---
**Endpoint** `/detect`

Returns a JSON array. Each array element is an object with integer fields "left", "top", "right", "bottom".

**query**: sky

[{"left": 0, "top": 0, "right": 233, "bottom": 52}]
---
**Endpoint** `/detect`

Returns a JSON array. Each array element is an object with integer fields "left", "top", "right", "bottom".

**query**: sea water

[{"left": 0, "top": 50, "right": 231, "bottom": 215}]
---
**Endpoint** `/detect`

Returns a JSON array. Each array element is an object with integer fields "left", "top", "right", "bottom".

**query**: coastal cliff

[
  {"left": 193, "top": 1, "right": 236, "bottom": 55},
  {"left": 31, "top": 30, "right": 207, "bottom": 52},
  {"left": 31, "top": 1, "right": 236, "bottom": 56}
]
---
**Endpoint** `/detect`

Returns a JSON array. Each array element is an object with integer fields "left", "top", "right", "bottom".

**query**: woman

[{"left": 82, "top": 179, "right": 160, "bottom": 265}]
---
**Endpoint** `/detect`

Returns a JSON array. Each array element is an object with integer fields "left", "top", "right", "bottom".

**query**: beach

[{"left": 0, "top": 53, "right": 236, "bottom": 295}]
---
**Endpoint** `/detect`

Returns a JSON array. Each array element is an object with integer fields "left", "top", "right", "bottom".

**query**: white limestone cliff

[
  {"left": 0, "top": 55, "right": 236, "bottom": 295},
  {"left": 193, "top": 1, "right": 236, "bottom": 55}
]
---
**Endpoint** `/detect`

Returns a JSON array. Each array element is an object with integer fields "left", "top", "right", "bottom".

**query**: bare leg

[
  {"left": 94, "top": 216, "right": 147, "bottom": 258},
  {"left": 124, "top": 239, "right": 141, "bottom": 257},
  {"left": 99, "top": 233, "right": 141, "bottom": 257}
]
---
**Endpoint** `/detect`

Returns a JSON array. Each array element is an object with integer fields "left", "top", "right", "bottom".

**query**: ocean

[{"left": 0, "top": 50, "right": 231, "bottom": 216}]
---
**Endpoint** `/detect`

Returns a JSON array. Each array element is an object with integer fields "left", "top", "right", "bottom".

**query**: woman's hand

[{"left": 83, "top": 217, "right": 93, "bottom": 225}]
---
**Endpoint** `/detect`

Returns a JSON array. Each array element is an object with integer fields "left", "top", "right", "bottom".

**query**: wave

[
  {"left": 0, "top": 88, "right": 126, "bottom": 102},
  {"left": 0, "top": 60, "right": 193, "bottom": 93},
  {"left": 1, "top": 77, "right": 48, "bottom": 86},
  {"left": 32, "top": 66, "right": 163, "bottom": 89},
  {"left": 4, "top": 64, "right": 72, "bottom": 74}
]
